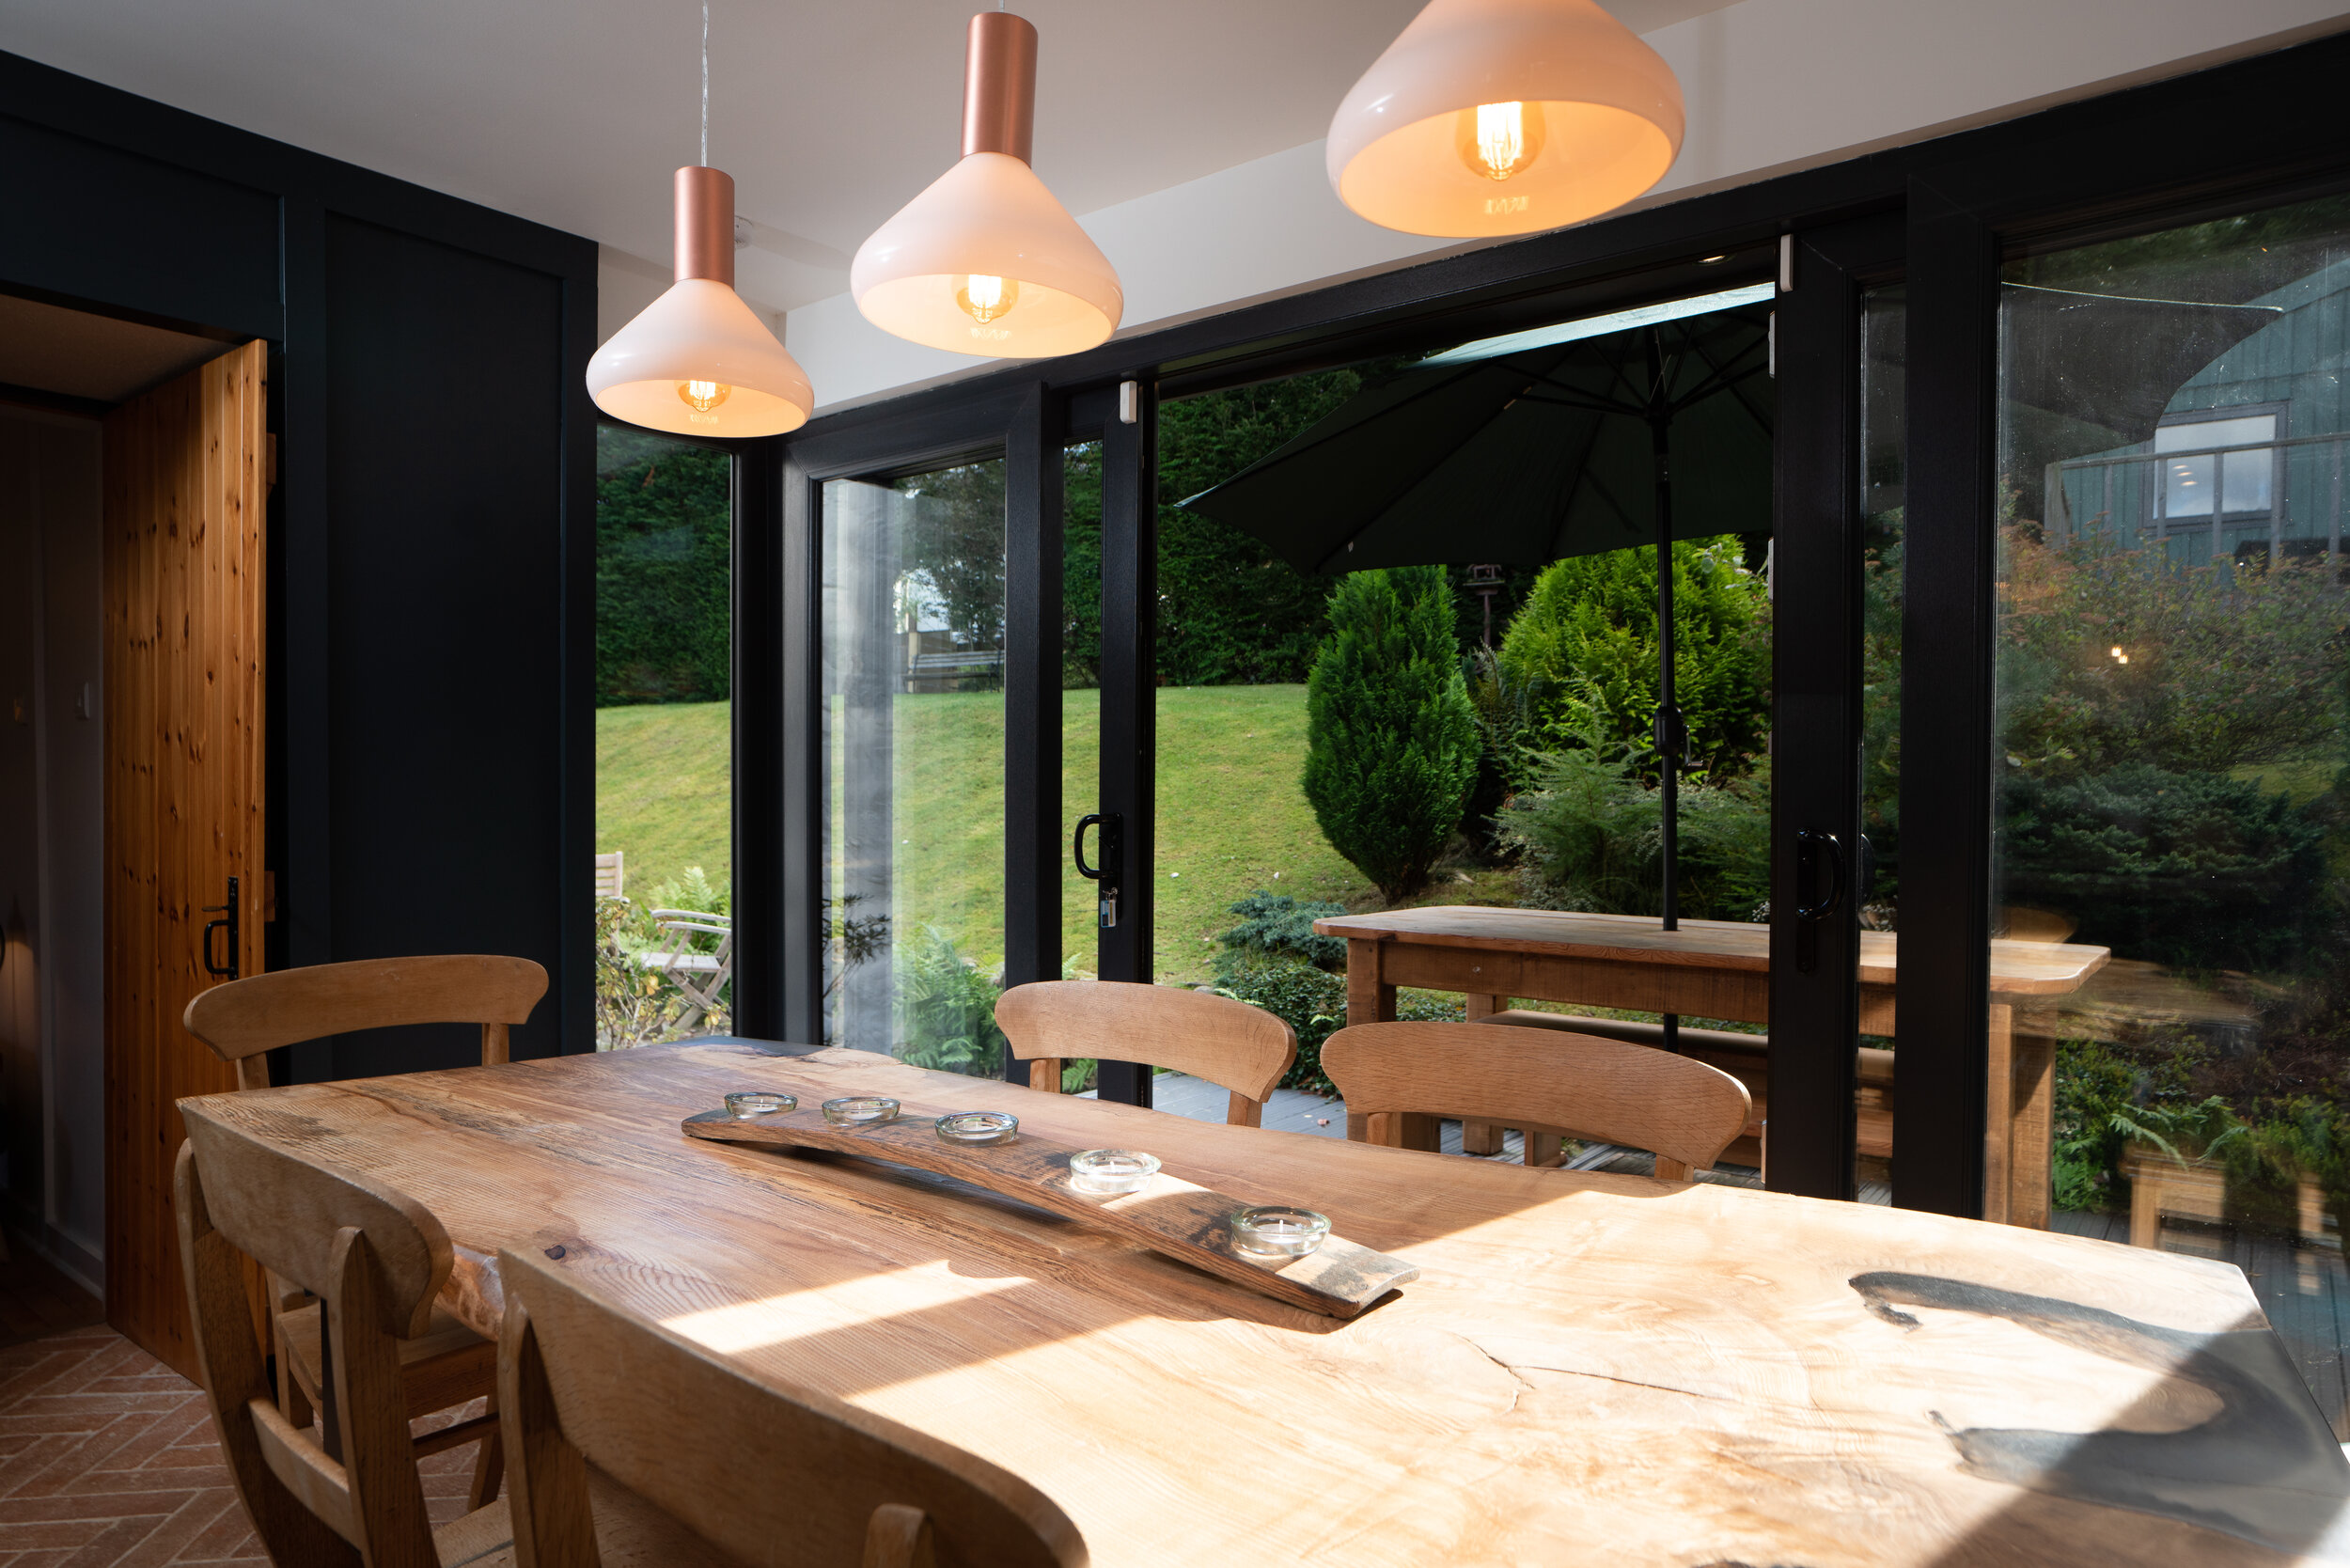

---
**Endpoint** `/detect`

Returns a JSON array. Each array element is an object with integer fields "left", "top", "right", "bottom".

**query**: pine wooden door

[{"left": 102, "top": 339, "right": 268, "bottom": 1375}]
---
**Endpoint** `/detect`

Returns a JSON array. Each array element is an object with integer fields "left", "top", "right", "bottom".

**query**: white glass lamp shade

[
  {"left": 852, "top": 151, "right": 1122, "bottom": 359},
  {"left": 588, "top": 278, "right": 814, "bottom": 437},
  {"left": 1328, "top": 0, "right": 1684, "bottom": 239}
]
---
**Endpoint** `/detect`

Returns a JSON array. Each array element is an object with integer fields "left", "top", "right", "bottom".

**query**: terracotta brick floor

[{"left": 0, "top": 1325, "right": 488, "bottom": 1567}]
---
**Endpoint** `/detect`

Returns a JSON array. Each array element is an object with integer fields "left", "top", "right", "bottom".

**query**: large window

[
  {"left": 1994, "top": 193, "right": 2350, "bottom": 1425},
  {"left": 592, "top": 426, "right": 734, "bottom": 1048},
  {"left": 822, "top": 460, "right": 1009, "bottom": 1075}
]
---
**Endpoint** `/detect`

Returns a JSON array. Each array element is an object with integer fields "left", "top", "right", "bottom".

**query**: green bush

[
  {"left": 1214, "top": 890, "right": 1347, "bottom": 973},
  {"left": 2000, "top": 762, "right": 2330, "bottom": 972},
  {"left": 1497, "top": 730, "right": 1772, "bottom": 920},
  {"left": 1213, "top": 955, "right": 1459, "bottom": 1098},
  {"left": 1302, "top": 566, "right": 1480, "bottom": 902},
  {"left": 1496, "top": 539, "right": 1770, "bottom": 782},
  {"left": 893, "top": 928, "right": 1008, "bottom": 1078}
]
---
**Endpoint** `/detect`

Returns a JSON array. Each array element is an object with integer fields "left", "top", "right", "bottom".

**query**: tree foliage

[
  {"left": 1497, "top": 539, "right": 1771, "bottom": 782},
  {"left": 1302, "top": 566, "right": 1480, "bottom": 902}
]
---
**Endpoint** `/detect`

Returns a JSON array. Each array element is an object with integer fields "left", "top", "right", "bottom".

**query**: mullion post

[
  {"left": 1096, "top": 382, "right": 1157, "bottom": 1106},
  {"left": 1004, "top": 384, "right": 1065, "bottom": 1006}
]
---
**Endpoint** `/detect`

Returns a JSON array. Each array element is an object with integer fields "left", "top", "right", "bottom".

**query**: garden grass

[{"left": 599, "top": 683, "right": 1516, "bottom": 986}]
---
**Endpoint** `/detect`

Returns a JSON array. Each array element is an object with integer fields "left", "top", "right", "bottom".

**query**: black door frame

[{"left": 757, "top": 31, "right": 2350, "bottom": 1209}]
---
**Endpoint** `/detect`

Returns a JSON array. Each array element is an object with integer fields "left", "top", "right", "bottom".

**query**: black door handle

[
  {"left": 1074, "top": 814, "right": 1123, "bottom": 929},
  {"left": 1794, "top": 830, "right": 1844, "bottom": 922},
  {"left": 201, "top": 875, "right": 242, "bottom": 980}
]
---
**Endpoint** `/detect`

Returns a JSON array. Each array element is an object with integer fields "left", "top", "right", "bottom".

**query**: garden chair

[
  {"left": 181, "top": 954, "right": 548, "bottom": 1509},
  {"left": 496, "top": 1245, "right": 1086, "bottom": 1568},
  {"left": 637, "top": 909, "right": 734, "bottom": 1029},
  {"left": 594, "top": 851, "right": 625, "bottom": 902},
  {"left": 996, "top": 980, "right": 1295, "bottom": 1126},
  {"left": 1322, "top": 1020, "right": 1750, "bottom": 1180}
]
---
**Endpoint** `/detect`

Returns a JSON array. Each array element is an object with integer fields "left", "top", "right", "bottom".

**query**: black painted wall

[{"left": 0, "top": 50, "right": 599, "bottom": 1075}]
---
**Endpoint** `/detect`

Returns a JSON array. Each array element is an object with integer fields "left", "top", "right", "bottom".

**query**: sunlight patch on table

[{"left": 661, "top": 1262, "right": 1030, "bottom": 1353}]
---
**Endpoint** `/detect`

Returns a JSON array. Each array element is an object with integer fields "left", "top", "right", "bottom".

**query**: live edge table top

[{"left": 185, "top": 1039, "right": 2340, "bottom": 1567}]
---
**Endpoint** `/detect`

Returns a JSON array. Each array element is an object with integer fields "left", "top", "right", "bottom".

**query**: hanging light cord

[{"left": 699, "top": 0, "right": 710, "bottom": 167}]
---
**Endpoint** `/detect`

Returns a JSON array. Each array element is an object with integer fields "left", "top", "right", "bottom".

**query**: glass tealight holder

[
  {"left": 1230, "top": 1205, "right": 1331, "bottom": 1261},
  {"left": 1068, "top": 1148, "right": 1160, "bottom": 1196},
  {"left": 724, "top": 1091, "right": 795, "bottom": 1121},
  {"left": 935, "top": 1110, "right": 1019, "bottom": 1147},
  {"left": 821, "top": 1095, "right": 901, "bottom": 1127}
]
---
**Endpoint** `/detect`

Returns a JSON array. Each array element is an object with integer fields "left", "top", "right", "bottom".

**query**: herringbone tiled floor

[{"left": 1, "top": 1325, "right": 485, "bottom": 1567}]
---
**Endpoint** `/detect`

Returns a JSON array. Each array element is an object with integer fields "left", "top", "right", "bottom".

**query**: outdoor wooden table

[
  {"left": 1313, "top": 907, "right": 2110, "bottom": 1227},
  {"left": 183, "top": 1038, "right": 2342, "bottom": 1566}
]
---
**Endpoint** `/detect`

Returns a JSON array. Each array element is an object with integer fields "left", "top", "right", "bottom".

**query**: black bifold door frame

[{"left": 723, "top": 30, "right": 2350, "bottom": 1215}]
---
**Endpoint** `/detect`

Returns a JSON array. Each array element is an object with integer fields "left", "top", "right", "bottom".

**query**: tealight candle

[
  {"left": 724, "top": 1091, "right": 795, "bottom": 1120},
  {"left": 935, "top": 1110, "right": 1019, "bottom": 1146},
  {"left": 821, "top": 1095, "right": 901, "bottom": 1127},
  {"left": 1068, "top": 1148, "right": 1159, "bottom": 1196},
  {"left": 1230, "top": 1205, "right": 1331, "bottom": 1261}
]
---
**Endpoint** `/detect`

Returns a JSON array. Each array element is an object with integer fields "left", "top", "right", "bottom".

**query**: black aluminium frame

[{"left": 741, "top": 29, "right": 2350, "bottom": 1209}]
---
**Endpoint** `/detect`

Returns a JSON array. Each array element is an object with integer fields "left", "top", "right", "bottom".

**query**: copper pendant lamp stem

[
  {"left": 675, "top": 165, "right": 735, "bottom": 286},
  {"left": 962, "top": 11, "right": 1037, "bottom": 163}
]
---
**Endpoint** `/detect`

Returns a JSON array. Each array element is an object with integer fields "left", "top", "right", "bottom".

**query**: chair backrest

[
  {"left": 995, "top": 980, "right": 1297, "bottom": 1127},
  {"left": 497, "top": 1247, "right": 1087, "bottom": 1568},
  {"left": 594, "top": 850, "right": 625, "bottom": 900},
  {"left": 183, "top": 955, "right": 548, "bottom": 1090},
  {"left": 1322, "top": 1021, "right": 1752, "bottom": 1178},
  {"left": 176, "top": 1103, "right": 454, "bottom": 1568}
]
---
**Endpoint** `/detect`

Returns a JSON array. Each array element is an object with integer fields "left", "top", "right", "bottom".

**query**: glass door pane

[
  {"left": 821, "top": 458, "right": 1008, "bottom": 1075},
  {"left": 1993, "top": 192, "right": 2350, "bottom": 1427},
  {"left": 1859, "top": 284, "right": 1904, "bottom": 1200}
]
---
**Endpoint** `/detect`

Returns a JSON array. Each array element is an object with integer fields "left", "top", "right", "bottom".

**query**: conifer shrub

[{"left": 1301, "top": 567, "right": 1479, "bottom": 902}]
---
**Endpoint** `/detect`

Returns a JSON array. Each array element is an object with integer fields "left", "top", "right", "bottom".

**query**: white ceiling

[{"left": 0, "top": 0, "right": 1740, "bottom": 316}]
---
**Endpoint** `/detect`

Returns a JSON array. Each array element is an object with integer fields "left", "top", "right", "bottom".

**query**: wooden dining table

[
  {"left": 183, "top": 1037, "right": 2342, "bottom": 1566},
  {"left": 1315, "top": 907, "right": 2110, "bottom": 1227}
]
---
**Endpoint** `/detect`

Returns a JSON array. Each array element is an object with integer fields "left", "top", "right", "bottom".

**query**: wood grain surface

[
  {"left": 679, "top": 1094, "right": 1415, "bottom": 1319},
  {"left": 106, "top": 340, "right": 269, "bottom": 1378},
  {"left": 181, "top": 1040, "right": 2346, "bottom": 1567}
]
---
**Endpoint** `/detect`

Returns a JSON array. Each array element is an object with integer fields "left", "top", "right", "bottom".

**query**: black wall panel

[
  {"left": 0, "top": 48, "right": 598, "bottom": 1073},
  {"left": 0, "top": 116, "right": 280, "bottom": 341},
  {"left": 318, "top": 216, "right": 569, "bottom": 1076}
]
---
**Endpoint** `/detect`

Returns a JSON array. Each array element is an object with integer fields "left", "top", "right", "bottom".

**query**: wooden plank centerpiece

[{"left": 682, "top": 1105, "right": 1418, "bottom": 1319}]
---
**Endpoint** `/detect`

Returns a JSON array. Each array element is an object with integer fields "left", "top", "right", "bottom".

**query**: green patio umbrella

[{"left": 1181, "top": 287, "right": 1776, "bottom": 1027}]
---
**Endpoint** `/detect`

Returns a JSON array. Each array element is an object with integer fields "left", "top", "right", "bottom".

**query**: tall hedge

[
  {"left": 595, "top": 435, "right": 732, "bottom": 705},
  {"left": 1302, "top": 566, "right": 1479, "bottom": 902}
]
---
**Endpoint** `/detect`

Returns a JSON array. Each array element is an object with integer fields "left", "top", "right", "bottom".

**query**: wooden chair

[
  {"left": 174, "top": 1104, "right": 516, "bottom": 1568},
  {"left": 181, "top": 954, "right": 548, "bottom": 1512},
  {"left": 497, "top": 1245, "right": 1088, "bottom": 1568},
  {"left": 1321, "top": 1021, "right": 1752, "bottom": 1180},
  {"left": 995, "top": 980, "right": 1296, "bottom": 1127},
  {"left": 636, "top": 910, "right": 733, "bottom": 1031},
  {"left": 593, "top": 851, "right": 625, "bottom": 902}
]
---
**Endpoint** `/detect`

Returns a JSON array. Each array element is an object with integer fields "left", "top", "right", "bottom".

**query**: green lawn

[{"left": 597, "top": 684, "right": 1505, "bottom": 984}]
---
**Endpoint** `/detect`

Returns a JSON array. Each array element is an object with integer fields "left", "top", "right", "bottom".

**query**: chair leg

[
  {"left": 864, "top": 1503, "right": 936, "bottom": 1568},
  {"left": 1653, "top": 1156, "right": 1693, "bottom": 1183},
  {"left": 1523, "top": 1132, "right": 1563, "bottom": 1168},
  {"left": 466, "top": 1396, "right": 504, "bottom": 1509}
]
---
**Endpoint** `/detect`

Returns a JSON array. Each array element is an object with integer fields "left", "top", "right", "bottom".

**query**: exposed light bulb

[
  {"left": 676, "top": 380, "right": 732, "bottom": 414},
  {"left": 1459, "top": 100, "right": 1543, "bottom": 181},
  {"left": 957, "top": 274, "right": 1019, "bottom": 324}
]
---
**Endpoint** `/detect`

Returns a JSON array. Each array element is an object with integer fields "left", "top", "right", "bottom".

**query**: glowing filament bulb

[
  {"left": 957, "top": 274, "right": 1019, "bottom": 324},
  {"left": 1475, "top": 102, "right": 1528, "bottom": 180},
  {"left": 676, "top": 380, "right": 732, "bottom": 414}
]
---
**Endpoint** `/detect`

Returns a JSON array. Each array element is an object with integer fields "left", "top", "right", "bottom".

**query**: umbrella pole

[{"left": 1649, "top": 330, "right": 1681, "bottom": 1056}]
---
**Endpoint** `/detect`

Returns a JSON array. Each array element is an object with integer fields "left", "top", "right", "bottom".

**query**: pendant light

[
  {"left": 588, "top": 3, "right": 813, "bottom": 436},
  {"left": 852, "top": 11, "right": 1121, "bottom": 358},
  {"left": 1327, "top": 0, "right": 1684, "bottom": 240}
]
